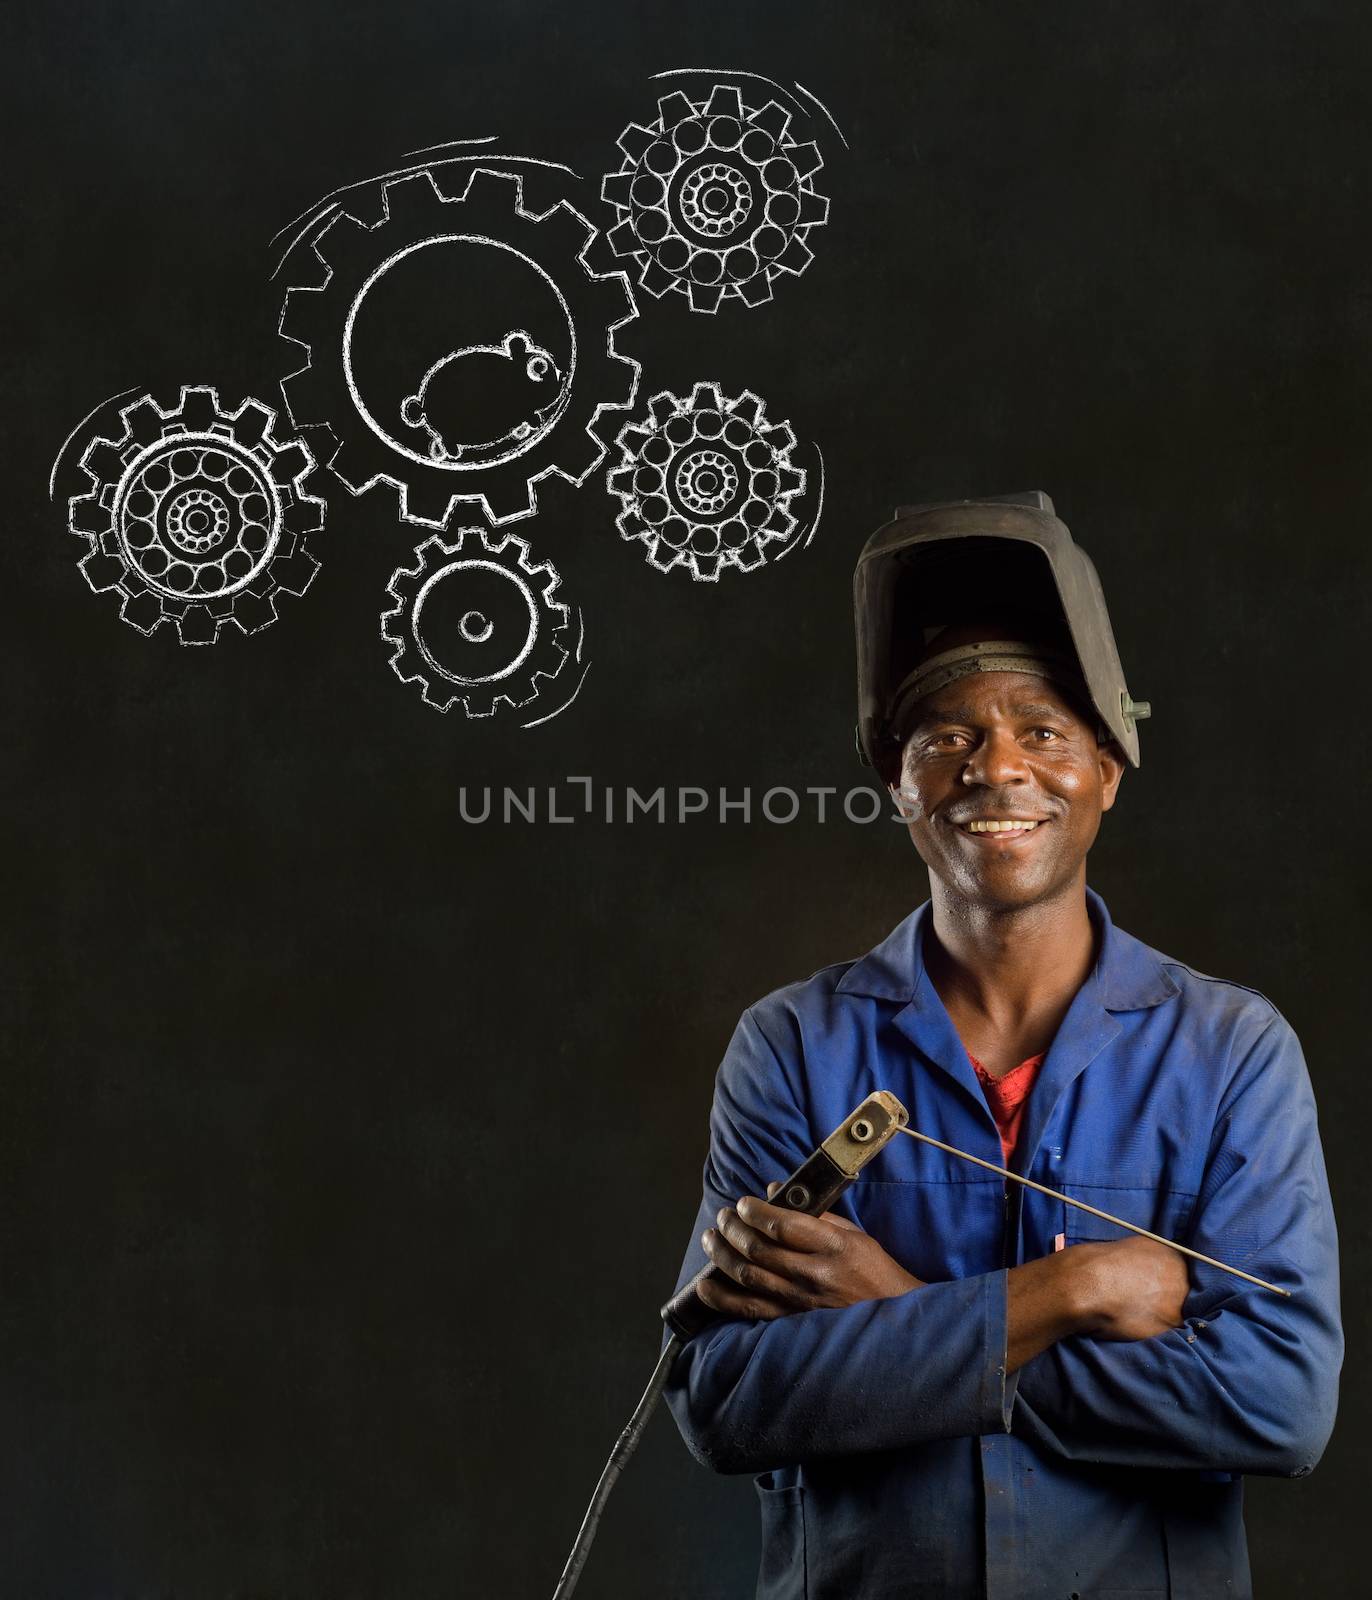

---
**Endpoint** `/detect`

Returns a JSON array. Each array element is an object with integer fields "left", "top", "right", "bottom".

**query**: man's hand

[
  {"left": 697, "top": 1182, "right": 925, "bottom": 1322},
  {"left": 1066, "top": 1237, "right": 1191, "bottom": 1341},
  {"left": 1005, "top": 1236, "right": 1191, "bottom": 1372}
]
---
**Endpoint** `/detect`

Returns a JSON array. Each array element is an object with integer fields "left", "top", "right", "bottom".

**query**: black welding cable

[{"left": 550, "top": 1333, "right": 684, "bottom": 1599}]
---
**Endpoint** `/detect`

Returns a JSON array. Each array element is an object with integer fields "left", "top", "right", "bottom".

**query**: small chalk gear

[
  {"left": 607, "top": 382, "right": 807, "bottom": 582},
  {"left": 380, "top": 526, "right": 572, "bottom": 717},
  {"left": 66, "top": 385, "right": 323, "bottom": 646},
  {"left": 601, "top": 82, "right": 830, "bottom": 313}
]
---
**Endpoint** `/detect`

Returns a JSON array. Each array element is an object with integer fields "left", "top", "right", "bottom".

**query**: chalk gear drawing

[
  {"left": 66, "top": 386, "right": 324, "bottom": 645},
  {"left": 280, "top": 167, "right": 639, "bottom": 527},
  {"left": 381, "top": 526, "right": 573, "bottom": 716},
  {"left": 608, "top": 382, "right": 806, "bottom": 581},
  {"left": 601, "top": 83, "right": 828, "bottom": 312}
]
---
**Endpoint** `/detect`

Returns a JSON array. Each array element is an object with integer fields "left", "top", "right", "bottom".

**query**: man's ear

[
  {"left": 883, "top": 745, "right": 919, "bottom": 819},
  {"left": 1098, "top": 739, "right": 1126, "bottom": 813}
]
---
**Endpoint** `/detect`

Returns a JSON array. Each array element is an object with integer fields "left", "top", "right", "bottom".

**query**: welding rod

[{"left": 896, "top": 1125, "right": 1291, "bottom": 1297}]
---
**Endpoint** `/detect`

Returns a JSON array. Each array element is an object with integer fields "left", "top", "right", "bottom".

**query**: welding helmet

[{"left": 853, "top": 491, "right": 1150, "bottom": 774}]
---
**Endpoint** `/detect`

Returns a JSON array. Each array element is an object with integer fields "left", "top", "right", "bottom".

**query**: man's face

[{"left": 888, "top": 669, "right": 1124, "bottom": 911}]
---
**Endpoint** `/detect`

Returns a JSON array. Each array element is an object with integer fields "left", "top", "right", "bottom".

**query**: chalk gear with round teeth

[
  {"left": 852, "top": 491, "right": 1153, "bottom": 775},
  {"left": 601, "top": 81, "right": 829, "bottom": 313},
  {"left": 279, "top": 166, "right": 640, "bottom": 527},
  {"left": 608, "top": 381, "right": 806, "bottom": 581},
  {"left": 66, "top": 385, "right": 324, "bottom": 646}
]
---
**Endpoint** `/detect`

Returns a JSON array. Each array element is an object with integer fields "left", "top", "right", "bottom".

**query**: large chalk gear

[{"left": 853, "top": 491, "right": 1152, "bottom": 774}]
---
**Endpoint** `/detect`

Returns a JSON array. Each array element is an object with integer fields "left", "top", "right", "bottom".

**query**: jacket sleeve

[
  {"left": 1012, "top": 1013, "right": 1343, "bottom": 1477},
  {"left": 663, "top": 1003, "right": 1012, "bottom": 1475}
]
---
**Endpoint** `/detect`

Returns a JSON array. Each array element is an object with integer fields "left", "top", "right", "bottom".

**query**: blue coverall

[{"left": 664, "top": 889, "right": 1342, "bottom": 1599}]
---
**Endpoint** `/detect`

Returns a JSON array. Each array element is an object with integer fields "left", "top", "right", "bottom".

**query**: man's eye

[
  {"left": 926, "top": 732, "right": 969, "bottom": 749},
  {"left": 1028, "top": 727, "right": 1062, "bottom": 742}
]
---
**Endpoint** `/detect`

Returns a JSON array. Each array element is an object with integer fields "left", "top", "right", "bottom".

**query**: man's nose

[{"left": 960, "top": 729, "right": 1030, "bottom": 787}]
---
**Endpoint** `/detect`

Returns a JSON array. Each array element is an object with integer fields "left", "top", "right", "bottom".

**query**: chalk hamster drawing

[
  {"left": 381, "top": 525, "right": 587, "bottom": 724},
  {"left": 399, "top": 331, "right": 562, "bottom": 462}
]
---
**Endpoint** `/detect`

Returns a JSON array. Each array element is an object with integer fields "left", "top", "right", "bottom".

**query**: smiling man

[{"left": 663, "top": 494, "right": 1342, "bottom": 1599}]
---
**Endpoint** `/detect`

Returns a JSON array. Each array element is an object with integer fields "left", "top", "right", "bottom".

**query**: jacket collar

[
  {"left": 835, "top": 885, "right": 1179, "bottom": 1014},
  {"left": 836, "top": 886, "right": 1179, "bottom": 1174}
]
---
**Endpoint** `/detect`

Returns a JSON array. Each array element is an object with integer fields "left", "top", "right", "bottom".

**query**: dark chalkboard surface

[{"left": 3, "top": 2, "right": 1364, "bottom": 1594}]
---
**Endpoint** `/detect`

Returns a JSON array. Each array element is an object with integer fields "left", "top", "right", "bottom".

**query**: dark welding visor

[{"left": 853, "top": 491, "right": 1150, "bottom": 771}]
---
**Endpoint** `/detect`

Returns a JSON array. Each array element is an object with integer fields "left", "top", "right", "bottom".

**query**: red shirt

[{"left": 967, "top": 1050, "right": 1046, "bottom": 1165}]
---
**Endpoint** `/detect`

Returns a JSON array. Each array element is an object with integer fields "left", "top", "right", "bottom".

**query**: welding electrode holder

[
  {"left": 660, "top": 1089, "right": 911, "bottom": 1340},
  {"left": 551, "top": 1090, "right": 912, "bottom": 1600}
]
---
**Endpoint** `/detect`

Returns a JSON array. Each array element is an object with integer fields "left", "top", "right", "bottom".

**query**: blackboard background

[{"left": 3, "top": 1, "right": 1367, "bottom": 1595}]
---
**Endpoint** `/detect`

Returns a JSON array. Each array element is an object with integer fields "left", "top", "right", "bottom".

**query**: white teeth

[{"left": 963, "top": 819, "right": 1040, "bottom": 833}]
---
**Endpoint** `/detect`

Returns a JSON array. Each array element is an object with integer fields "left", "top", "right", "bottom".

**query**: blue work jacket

[{"left": 664, "top": 888, "right": 1341, "bottom": 1600}]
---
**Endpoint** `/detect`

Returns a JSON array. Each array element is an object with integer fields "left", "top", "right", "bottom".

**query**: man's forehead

[{"left": 907, "top": 672, "right": 1086, "bottom": 728}]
